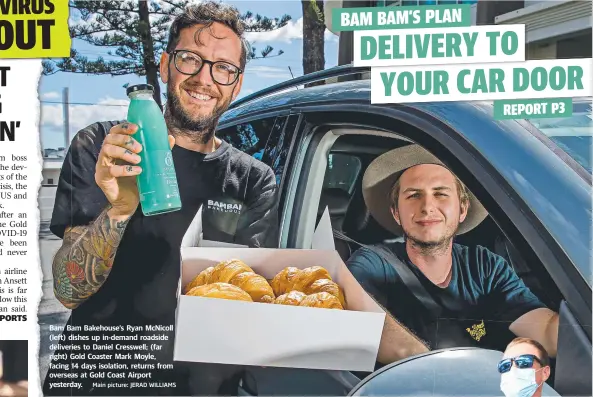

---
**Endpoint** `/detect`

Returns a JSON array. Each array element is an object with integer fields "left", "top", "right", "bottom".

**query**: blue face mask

[{"left": 500, "top": 367, "right": 544, "bottom": 397}]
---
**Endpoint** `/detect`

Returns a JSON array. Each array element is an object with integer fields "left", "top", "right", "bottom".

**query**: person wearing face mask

[
  {"left": 42, "top": 2, "right": 279, "bottom": 395},
  {"left": 498, "top": 337, "right": 555, "bottom": 397}
]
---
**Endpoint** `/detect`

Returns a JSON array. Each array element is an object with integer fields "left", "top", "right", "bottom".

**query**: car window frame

[
  {"left": 271, "top": 114, "right": 301, "bottom": 213},
  {"left": 216, "top": 109, "right": 292, "bottom": 135}
]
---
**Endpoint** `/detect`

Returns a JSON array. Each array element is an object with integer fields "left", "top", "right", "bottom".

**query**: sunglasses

[{"left": 498, "top": 354, "right": 543, "bottom": 373}]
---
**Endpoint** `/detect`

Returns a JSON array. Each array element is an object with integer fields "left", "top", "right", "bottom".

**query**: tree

[
  {"left": 42, "top": 0, "right": 292, "bottom": 109},
  {"left": 301, "top": 0, "right": 325, "bottom": 87}
]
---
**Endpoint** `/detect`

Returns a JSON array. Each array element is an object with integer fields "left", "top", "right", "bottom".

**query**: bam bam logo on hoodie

[{"left": 207, "top": 200, "right": 243, "bottom": 214}]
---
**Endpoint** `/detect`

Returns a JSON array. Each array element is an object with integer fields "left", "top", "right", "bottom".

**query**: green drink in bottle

[{"left": 126, "top": 84, "right": 182, "bottom": 216}]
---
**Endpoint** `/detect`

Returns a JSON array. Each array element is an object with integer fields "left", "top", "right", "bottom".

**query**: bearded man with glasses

[{"left": 43, "top": 2, "right": 279, "bottom": 395}]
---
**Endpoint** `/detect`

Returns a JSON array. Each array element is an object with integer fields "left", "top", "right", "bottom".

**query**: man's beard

[
  {"left": 164, "top": 83, "right": 232, "bottom": 144},
  {"left": 402, "top": 222, "right": 458, "bottom": 256}
]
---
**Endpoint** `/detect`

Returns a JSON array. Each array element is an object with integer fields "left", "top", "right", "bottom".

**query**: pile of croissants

[{"left": 183, "top": 259, "right": 346, "bottom": 310}]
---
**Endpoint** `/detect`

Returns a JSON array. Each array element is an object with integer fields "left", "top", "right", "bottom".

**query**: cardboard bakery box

[
  {"left": 181, "top": 205, "right": 336, "bottom": 249},
  {"left": 180, "top": 206, "right": 248, "bottom": 248},
  {"left": 173, "top": 209, "right": 386, "bottom": 372}
]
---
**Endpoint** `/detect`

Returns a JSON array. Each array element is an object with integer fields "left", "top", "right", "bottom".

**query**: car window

[
  {"left": 323, "top": 153, "right": 361, "bottom": 195},
  {"left": 217, "top": 117, "right": 277, "bottom": 160},
  {"left": 526, "top": 100, "right": 592, "bottom": 173},
  {"left": 217, "top": 116, "right": 288, "bottom": 184},
  {"left": 216, "top": 116, "right": 281, "bottom": 161}
]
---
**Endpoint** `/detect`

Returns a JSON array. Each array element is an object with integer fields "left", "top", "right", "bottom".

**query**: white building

[
  {"left": 493, "top": 0, "right": 592, "bottom": 60},
  {"left": 42, "top": 159, "right": 62, "bottom": 186},
  {"left": 40, "top": 160, "right": 62, "bottom": 222}
]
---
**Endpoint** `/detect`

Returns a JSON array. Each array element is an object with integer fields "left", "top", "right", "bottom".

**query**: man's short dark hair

[
  {"left": 507, "top": 337, "right": 550, "bottom": 367},
  {"left": 166, "top": 1, "right": 250, "bottom": 69}
]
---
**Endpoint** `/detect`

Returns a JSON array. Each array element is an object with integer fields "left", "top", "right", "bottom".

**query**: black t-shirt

[
  {"left": 43, "top": 120, "right": 279, "bottom": 395},
  {"left": 346, "top": 242, "right": 547, "bottom": 352}
]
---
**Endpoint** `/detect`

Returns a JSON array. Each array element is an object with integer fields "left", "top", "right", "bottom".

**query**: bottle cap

[{"left": 126, "top": 84, "right": 154, "bottom": 96}]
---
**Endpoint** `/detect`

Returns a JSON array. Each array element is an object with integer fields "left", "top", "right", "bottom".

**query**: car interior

[{"left": 239, "top": 121, "right": 583, "bottom": 396}]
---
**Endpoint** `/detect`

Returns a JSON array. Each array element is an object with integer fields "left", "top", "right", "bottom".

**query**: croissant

[
  {"left": 274, "top": 290, "right": 307, "bottom": 306},
  {"left": 304, "top": 278, "right": 346, "bottom": 308},
  {"left": 270, "top": 267, "right": 301, "bottom": 296},
  {"left": 183, "top": 266, "right": 215, "bottom": 294},
  {"left": 187, "top": 282, "right": 253, "bottom": 302},
  {"left": 291, "top": 266, "right": 332, "bottom": 292},
  {"left": 229, "top": 272, "right": 275, "bottom": 303},
  {"left": 210, "top": 259, "right": 253, "bottom": 283},
  {"left": 299, "top": 292, "right": 343, "bottom": 310}
]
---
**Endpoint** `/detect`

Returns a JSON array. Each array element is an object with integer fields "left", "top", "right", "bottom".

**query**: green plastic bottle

[{"left": 126, "top": 84, "right": 182, "bottom": 216}]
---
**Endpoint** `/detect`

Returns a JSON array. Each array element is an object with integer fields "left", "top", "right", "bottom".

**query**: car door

[
  {"left": 279, "top": 103, "right": 591, "bottom": 395},
  {"left": 412, "top": 103, "right": 593, "bottom": 396},
  {"left": 554, "top": 301, "right": 592, "bottom": 396}
]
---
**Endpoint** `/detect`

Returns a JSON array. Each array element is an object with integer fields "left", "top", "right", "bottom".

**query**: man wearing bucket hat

[{"left": 347, "top": 144, "right": 559, "bottom": 365}]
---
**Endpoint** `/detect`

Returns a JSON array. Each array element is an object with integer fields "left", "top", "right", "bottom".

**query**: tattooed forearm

[{"left": 52, "top": 207, "right": 131, "bottom": 309}]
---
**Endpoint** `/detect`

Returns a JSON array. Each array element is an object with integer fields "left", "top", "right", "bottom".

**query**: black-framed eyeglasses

[
  {"left": 170, "top": 49, "right": 242, "bottom": 86},
  {"left": 498, "top": 354, "right": 543, "bottom": 374}
]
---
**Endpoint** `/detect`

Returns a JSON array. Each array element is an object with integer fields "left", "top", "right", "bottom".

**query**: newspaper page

[{"left": 0, "top": 0, "right": 592, "bottom": 397}]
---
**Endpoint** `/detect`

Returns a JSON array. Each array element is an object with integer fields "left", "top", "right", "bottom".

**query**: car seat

[
  {"left": 317, "top": 188, "right": 352, "bottom": 231},
  {"left": 341, "top": 183, "right": 395, "bottom": 247},
  {"left": 453, "top": 216, "right": 498, "bottom": 253}
]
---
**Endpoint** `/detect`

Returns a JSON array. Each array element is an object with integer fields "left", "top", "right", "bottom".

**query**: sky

[{"left": 39, "top": 0, "right": 339, "bottom": 151}]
